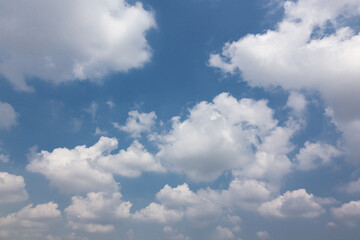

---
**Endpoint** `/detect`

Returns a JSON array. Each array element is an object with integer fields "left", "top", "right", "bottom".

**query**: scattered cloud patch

[
  {"left": 114, "top": 111, "right": 157, "bottom": 138},
  {"left": 0, "top": 101, "right": 17, "bottom": 130}
]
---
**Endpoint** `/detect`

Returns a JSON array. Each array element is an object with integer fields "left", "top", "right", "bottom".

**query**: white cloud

[
  {"left": 256, "top": 231, "right": 269, "bottom": 239},
  {"left": 295, "top": 141, "right": 342, "bottom": 170},
  {"left": 286, "top": 92, "right": 307, "bottom": 114},
  {"left": 27, "top": 136, "right": 163, "bottom": 194},
  {"left": 163, "top": 226, "right": 191, "bottom": 240},
  {"left": 0, "top": 202, "right": 61, "bottom": 238},
  {"left": 132, "top": 203, "right": 183, "bottom": 224},
  {"left": 259, "top": 189, "right": 332, "bottom": 218},
  {"left": 0, "top": 172, "right": 28, "bottom": 204},
  {"left": 84, "top": 102, "right": 98, "bottom": 120},
  {"left": 345, "top": 178, "right": 360, "bottom": 194},
  {"left": 209, "top": 0, "right": 360, "bottom": 163},
  {"left": 0, "top": 0, "right": 156, "bottom": 91},
  {"left": 155, "top": 92, "right": 294, "bottom": 183},
  {"left": 0, "top": 101, "right": 17, "bottom": 130},
  {"left": 0, "top": 153, "right": 9, "bottom": 163},
  {"left": 114, "top": 111, "right": 157, "bottom": 138},
  {"left": 216, "top": 226, "right": 235, "bottom": 239},
  {"left": 65, "top": 192, "right": 131, "bottom": 233},
  {"left": 332, "top": 201, "right": 360, "bottom": 227},
  {"left": 94, "top": 127, "right": 108, "bottom": 136}
]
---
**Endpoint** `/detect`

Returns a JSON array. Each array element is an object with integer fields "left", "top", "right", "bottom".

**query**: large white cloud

[
  {"left": 0, "top": 172, "right": 28, "bottom": 204},
  {"left": 27, "top": 137, "right": 164, "bottom": 194},
  {"left": 155, "top": 92, "right": 294, "bottom": 182},
  {"left": 259, "top": 189, "right": 334, "bottom": 218},
  {"left": 209, "top": 0, "right": 360, "bottom": 163},
  {"left": 65, "top": 192, "right": 132, "bottom": 233},
  {"left": 0, "top": 0, "right": 156, "bottom": 91},
  {"left": 0, "top": 101, "right": 17, "bottom": 130},
  {"left": 0, "top": 202, "right": 61, "bottom": 239}
]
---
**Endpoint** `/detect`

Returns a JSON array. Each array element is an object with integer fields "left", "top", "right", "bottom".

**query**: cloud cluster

[
  {"left": 0, "top": 202, "right": 61, "bottom": 238},
  {"left": 27, "top": 136, "right": 164, "bottom": 194},
  {"left": 259, "top": 189, "right": 334, "bottom": 218},
  {"left": 0, "top": 172, "right": 28, "bottom": 204},
  {"left": 65, "top": 192, "right": 132, "bottom": 233},
  {"left": 209, "top": 0, "right": 360, "bottom": 163},
  {"left": 0, "top": 0, "right": 156, "bottom": 91},
  {"left": 156, "top": 92, "right": 294, "bottom": 183}
]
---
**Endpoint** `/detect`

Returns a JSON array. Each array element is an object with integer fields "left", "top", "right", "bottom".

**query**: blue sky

[{"left": 0, "top": 0, "right": 360, "bottom": 239}]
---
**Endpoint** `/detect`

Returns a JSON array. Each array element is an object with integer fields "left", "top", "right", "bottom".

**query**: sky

[{"left": 0, "top": 0, "right": 360, "bottom": 239}]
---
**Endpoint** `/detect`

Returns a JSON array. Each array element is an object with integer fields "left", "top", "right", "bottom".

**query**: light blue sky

[{"left": 0, "top": 0, "right": 360, "bottom": 239}]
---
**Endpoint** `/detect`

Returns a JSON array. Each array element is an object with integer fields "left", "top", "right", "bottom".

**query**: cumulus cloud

[
  {"left": 0, "top": 202, "right": 61, "bottom": 238},
  {"left": 132, "top": 203, "right": 183, "bottom": 224},
  {"left": 256, "top": 231, "right": 269, "bottom": 239},
  {"left": 135, "top": 179, "right": 272, "bottom": 226},
  {"left": 259, "top": 189, "right": 333, "bottom": 218},
  {"left": 114, "top": 111, "right": 157, "bottom": 138},
  {"left": 0, "top": 101, "right": 17, "bottom": 130},
  {"left": 216, "top": 226, "right": 235, "bottom": 239},
  {"left": 0, "top": 172, "right": 28, "bottom": 204},
  {"left": 345, "top": 178, "right": 360, "bottom": 194},
  {"left": 27, "top": 136, "right": 163, "bottom": 194},
  {"left": 295, "top": 141, "right": 342, "bottom": 170},
  {"left": 209, "top": 0, "right": 360, "bottom": 163},
  {"left": 65, "top": 192, "right": 131, "bottom": 233},
  {"left": 332, "top": 201, "right": 360, "bottom": 227},
  {"left": 286, "top": 92, "right": 307, "bottom": 114},
  {"left": 0, "top": 0, "right": 156, "bottom": 91},
  {"left": 155, "top": 92, "right": 294, "bottom": 183}
]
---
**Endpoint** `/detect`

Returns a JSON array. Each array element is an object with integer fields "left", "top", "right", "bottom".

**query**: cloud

[
  {"left": 286, "top": 92, "right": 307, "bottom": 114},
  {"left": 345, "top": 178, "right": 360, "bottom": 194},
  {"left": 27, "top": 136, "right": 163, "bottom": 194},
  {"left": 155, "top": 92, "right": 294, "bottom": 182},
  {"left": 216, "top": 226, "right": 235, "bottom": 239},
  {"left": 0, "top": 0, "right": 156, "bottom": 91},
  {"left": 65, "top": 192, "right": 131, "bottom": 233},
  {"left": 295, "top": 141, "right": 342, "bottom": 170},
  {"left": 0, "top": 172, "right": 28, "bottom": 204},
  {"left": 0, "top": 202, "right": 61, "bottom": 238},
  {"left": 332, "top": 201, "right": 360, "bottom": 227},
  {"left": 114, "top": 111, "right": 157, "bottom": 138},
  {"left": 0, "top": 101, "right": 17, "bottom": 130},
  {"left": 256, "top": 231, "right": 269, "bottom": 239},
  {"left": 259, "top": 189, "right": 333, "bottom": 218},
  {"left": 209, "top": 0, "right": 360, "bottom": 163},
  {"left": 132, "top": 203, "right": 184, "bottom": 224}
]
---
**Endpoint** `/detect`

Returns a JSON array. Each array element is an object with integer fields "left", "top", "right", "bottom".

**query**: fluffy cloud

[
  {"left": 0, "top": 101, "right": 17, "bottom": 130},
  {"left": 209, "top": 0, "right": 360, "bottom": 163},
  {"left": 332, "top": 201, "right": 360, "bottom": 226},
  {"left": 295, "top": 141, "right": 342, "bottom": 170},
  {"left": 156, "top": 92, "right": 294, "bottom": 182},
  {"left": 114, "top": 111, "right": 157, "bottom": 138},
  {"left": 345, "top": 178, "right": 360, "bottom": 194},
  {"left": 65, "top": 192, "right": 131, "bottom": 233},
  {"left": 27, "top": 137, "right": 163, "bottom": 194},
  {"left": 135, "top": 179, "right": 272, "bottom": 226},
  {"left": 216, "top": 226, "right": 235, "bottom": 239},
  {"left": 132, "top": 203, "right": 183, "bottom": 224},
  {"left": 0, "top": 0, "right": 156, "bottom": 91},
  {"left": 0, "top": 202, "right": 61, "bottom": 238},
  {"left": 0, "top": 172, "right": 28, "bottom": 204},
  {"left": 256, "top": 231, "right": 269, "bottom": 239},
  {"left": 259, "top": 189, "right": 333, "bottom": 218}
]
